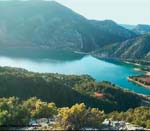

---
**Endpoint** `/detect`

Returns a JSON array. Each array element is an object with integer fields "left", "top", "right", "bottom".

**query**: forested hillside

[{"left": 0, "top": 67, "right": 143, "bottom": 113}]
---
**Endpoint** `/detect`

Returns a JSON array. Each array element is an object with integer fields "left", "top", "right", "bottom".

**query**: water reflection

[{"left": 0, "top": 50, "right": 149, "bottom": 95}]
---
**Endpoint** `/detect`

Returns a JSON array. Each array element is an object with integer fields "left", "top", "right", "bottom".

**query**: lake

[{"left": 0, "top": 50, "right": 149, "bottom": 95}]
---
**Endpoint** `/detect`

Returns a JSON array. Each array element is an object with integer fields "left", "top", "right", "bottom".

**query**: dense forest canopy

[{"left": 0, "top": 66, "right": 143, "bottom": 113}]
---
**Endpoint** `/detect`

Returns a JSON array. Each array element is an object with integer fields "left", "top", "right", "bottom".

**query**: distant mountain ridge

[
  {"left": 90, "top": 20, "right": 136, "bottom": 42},
  {"left": 0, "top": 0, "right": 136, "bottom": 52},
  {"left": 120, "top": 24, "right": 136, "bottom": 30},
  {"left": 121, "top": 24, "right": 150, "bottom": 34},
  {"left": 133, "top": 24, "right": 150, "bottom": 34},
  {"left": 94, "top": 34, "right": 150, "bottom": 61}
]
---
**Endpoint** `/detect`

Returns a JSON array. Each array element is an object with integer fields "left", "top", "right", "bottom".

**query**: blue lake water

[{"left": 0, "top": 54, "right": 149, "bottom": 95}]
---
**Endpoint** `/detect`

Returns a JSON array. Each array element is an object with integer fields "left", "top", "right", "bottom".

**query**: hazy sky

[{"left": 55, "top": 0, "right": 150, "bottom": 25}]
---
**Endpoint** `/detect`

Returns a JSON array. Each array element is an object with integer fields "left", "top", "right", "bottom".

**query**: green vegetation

[
  {"left": 0, "top": 67, "right": 142, "bottom": 113},
  {"left": 23, "top": 97, "right": 57, "bottom": 119},
  {"left": 0, "top": 1, "right": 149, "bottom": 129},
  {"left": 0, "top": 97, "right": 30, "bottom": 126},
  {"left": 0, "top": 66, "right": 147, "bottom": 129},
  {"left": 0, "top": 97, "right": 57, "bottom": 127},
  {"left": 0, "top": 97, "right": 150, "bottom": 130},
  {"left": 108, "top": 106, "right": 150, "bottom": 129},
  {"left": 55, "top": 103, "right": 104, "bottom": 130},
  {"left": 0, "top": 97, "right": 104, "bottom": 129}
]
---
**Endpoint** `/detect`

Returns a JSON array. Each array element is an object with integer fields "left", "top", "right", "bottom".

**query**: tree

[
  {"left": 0, "top": 111, "right": 9, "bottom": 126},
  {"left": 0, "top": 97, "right": 30, "bottom": 126},
  {"left": 23, "top": 97, "right": 58, "bottom": 119},
  {"left": 108, "top": 106, "right": 150, "bottom": 129},
  {"left": 55, "top": 103, "right": 104, "bottom": 130}
]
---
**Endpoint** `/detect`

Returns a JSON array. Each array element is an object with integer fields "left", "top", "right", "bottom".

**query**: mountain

[
  {"left": 121, "top": 24, "right": 150, "bottom": 35},
  {"left": 120, "top": 24, "right": 136, "bottom": 30},
  {"left": 133, "top": 24, "right": 150, "bottom": 34},
  {"left": 94, "top": 34, "right": 150, "bottom": 61},
  {"left": 90, "top": 20, "right": 137, "bottom": 43},
  {"left": 0, "top": 0, "right": 136, "bottom": 53}
]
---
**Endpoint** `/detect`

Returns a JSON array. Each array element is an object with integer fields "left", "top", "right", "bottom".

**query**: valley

[{"left": 0, "top": 0, "right": 149, "bottom": 130}]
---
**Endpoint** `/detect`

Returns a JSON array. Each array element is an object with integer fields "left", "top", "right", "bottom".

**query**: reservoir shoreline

[
  {"left": 0, "top": 52, "right": 150, "bottom": 95},
  {"left": 128, "top": 77, "right": 150, "bottom": 89}
]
